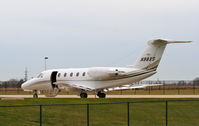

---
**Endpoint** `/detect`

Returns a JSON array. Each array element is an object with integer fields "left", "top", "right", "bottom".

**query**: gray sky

[{"left": 0, "top": 0, "right": 198, "bottom": 81}]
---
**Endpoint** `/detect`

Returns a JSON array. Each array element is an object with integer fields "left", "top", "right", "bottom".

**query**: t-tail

[{"left": 132, "top": 39, "right": 191, "bottom": 71}]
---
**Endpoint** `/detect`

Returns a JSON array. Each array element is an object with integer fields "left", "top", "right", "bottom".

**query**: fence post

[
  {"left": 127, "top": 102, "right": 130, "bottom": 126},
  {"left": 40, "top": 105, "right": 42, "bottom": 126},
  {"left": 166, "top": 101, "right": 168, "bottom": 126},
  {"left": 87, "top": 104, "right": 90, "bottom": 126},
  {"left": 163, "top": 83, "right": 166, "bottom": 95},
  {"left": 193, "top": 84, "right": 196, "bottom": 95}
]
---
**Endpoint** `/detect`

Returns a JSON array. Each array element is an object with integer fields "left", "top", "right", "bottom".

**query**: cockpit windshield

[{"left": 37, "top": 73, "right": 44, "bottom": 78}]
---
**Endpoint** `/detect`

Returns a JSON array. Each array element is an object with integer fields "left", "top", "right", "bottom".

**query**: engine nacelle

[{"left": 88, "top": 67, "right": 119, "bottom": 80}]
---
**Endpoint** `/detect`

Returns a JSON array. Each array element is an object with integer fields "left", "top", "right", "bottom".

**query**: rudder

[{"left": 132, "top": 39, "right": 191, "bottom": 70}]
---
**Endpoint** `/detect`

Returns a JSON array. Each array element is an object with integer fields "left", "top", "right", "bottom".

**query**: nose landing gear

[{"left": 33, "top": 90, "right": 38, "bottom": 98}]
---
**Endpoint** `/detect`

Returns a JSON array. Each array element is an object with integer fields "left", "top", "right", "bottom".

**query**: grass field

[{"left": 0, "top": 98, "right": 199, "bottom": 126}]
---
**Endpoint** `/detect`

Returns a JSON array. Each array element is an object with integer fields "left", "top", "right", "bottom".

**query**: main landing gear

[
  {"left": 80, "top": 93, "right": 88, "bottom": 98},
  {"left": 79, "top": 91, "right": 106, "bottom": 98},
  {"left": 33, "top": 90, "right": 38, "bottom": 98},
  {"left": 97, "top": 91, "right": 106, "bottom": 98}
]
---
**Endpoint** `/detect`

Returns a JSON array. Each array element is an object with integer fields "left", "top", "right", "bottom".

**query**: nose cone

[
  {"left": 21, "top": 78, "right": 41, "bottom": 91},
  {"left": 21, "top": 79, "right": 34, "bottom": 90},
  {"left": 21, "top": 81, "right": 29, "bottom": 90}
]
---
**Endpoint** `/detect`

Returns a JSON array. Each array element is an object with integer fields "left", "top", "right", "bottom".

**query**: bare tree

[{"left": 1, "top": 79, "right": 25, "bottom": 88}]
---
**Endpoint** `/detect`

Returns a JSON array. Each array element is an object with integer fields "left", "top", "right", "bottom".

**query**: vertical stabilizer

[{"left": 132, "top": 39, "right": 191, "bottom": 70}]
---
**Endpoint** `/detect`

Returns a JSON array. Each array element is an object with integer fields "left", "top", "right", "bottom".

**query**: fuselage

[{"left": 21, "top": 67, "right": 156, "bottom": 91}]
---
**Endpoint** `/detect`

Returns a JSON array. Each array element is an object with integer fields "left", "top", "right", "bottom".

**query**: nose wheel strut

[{"left": 33, "top": 90, "right": 38, "bottom": 98}]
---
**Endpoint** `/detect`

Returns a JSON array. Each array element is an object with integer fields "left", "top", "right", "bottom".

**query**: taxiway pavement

[{"left": 1, "top": 95, "right": 199, "bottom": 99}]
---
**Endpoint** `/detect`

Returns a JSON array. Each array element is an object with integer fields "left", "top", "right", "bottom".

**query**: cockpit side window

[{"left": 37, "top": 73, "right": 44, "bottom": 78}]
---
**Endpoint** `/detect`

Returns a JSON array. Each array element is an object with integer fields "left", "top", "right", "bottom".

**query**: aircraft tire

[
  {"left": 33, "top": 94, "right": 38, "bottom": 98},
  {"left": 98, "top": 93, "right": 106, "bottom": 98},
  {"left": 80, "top": 93, "right": 88, "bottom": 98}
]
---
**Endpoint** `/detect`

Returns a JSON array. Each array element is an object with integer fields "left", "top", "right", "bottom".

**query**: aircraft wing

[
  {"left": 104, "top": 83, "right": 162, "bottom": 92},
  {"left": 55, "top": 81, "right": 95, "bottom": 91},
  {"left": 55, "top": 81, "right": 162, "bottom": 92}
]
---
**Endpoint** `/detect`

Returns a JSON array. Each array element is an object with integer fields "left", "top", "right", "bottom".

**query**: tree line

[{"left": 0, "top": 79, "right": 24, "bottom": 88}]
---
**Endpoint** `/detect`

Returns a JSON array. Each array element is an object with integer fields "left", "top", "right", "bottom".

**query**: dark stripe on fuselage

[{"left": 116, "top": 70, "right": 156, "bottom": 80}]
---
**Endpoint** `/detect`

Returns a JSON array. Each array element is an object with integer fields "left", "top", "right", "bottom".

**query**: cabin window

[
  {"left": 58, "top": 73, "right": 61, "bottom": 77},
  {"left": 82, "top": 72, "right": 86, "bottom": 76},
  {"left": 70, "top": 72, "right": 73, "bottom": 77},
  {"left": 76, "top": 72, "right": 79, "bottom": 77},
  {"left": 37, "top": 73, "right": 43, "bottom": 78},
  {"left": 64, "top": 73, "right": 67, "bottom": 77}
]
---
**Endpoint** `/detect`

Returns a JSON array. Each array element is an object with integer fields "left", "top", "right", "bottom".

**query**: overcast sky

[{"left": 0, "top": 0, "right": 198, "bottom": 81}]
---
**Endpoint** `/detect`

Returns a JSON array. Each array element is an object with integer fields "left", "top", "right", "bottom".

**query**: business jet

[{"left": 21, "top": 39, "right": 191, "bottom": 98}]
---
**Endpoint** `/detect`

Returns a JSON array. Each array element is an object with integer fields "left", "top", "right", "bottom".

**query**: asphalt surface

[{"left": 1, "top": 95, "right": 199, "bottom": 99}]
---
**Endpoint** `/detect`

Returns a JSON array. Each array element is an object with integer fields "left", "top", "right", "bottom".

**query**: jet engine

[{"left": 87, "top": 67, "right": 121, "bottom": 80}]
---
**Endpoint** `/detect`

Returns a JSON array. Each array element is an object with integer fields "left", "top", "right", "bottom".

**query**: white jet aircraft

[{"left": 21, "top": 39, "right": 191, "bottom": 98}]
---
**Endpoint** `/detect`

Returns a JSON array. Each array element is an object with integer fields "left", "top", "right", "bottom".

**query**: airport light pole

[{"left": 44, "top": 57, "right": 48, "bottom": 70}]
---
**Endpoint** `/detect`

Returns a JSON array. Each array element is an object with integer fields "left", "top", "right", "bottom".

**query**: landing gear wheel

[
  {"left": 97, "top": 92, "right": 106, "bottom": 98},
  {"left": 33, "top": 94, "right": 38, "bottom": 98},
  {"left": 80, "top": 93, "right": 88, "bottom": 98},
  {"left": 33, "top": 90, "right": 38, "bottom": 98}
]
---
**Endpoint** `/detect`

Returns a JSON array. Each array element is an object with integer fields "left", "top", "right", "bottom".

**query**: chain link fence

[{"left": 0, "top": 99, "right": 199, "bottom": 126}]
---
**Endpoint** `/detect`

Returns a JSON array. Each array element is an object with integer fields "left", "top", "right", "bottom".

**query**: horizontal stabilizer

[{"left": 167, "top": 41, "right": 192, "bottom": 44}]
